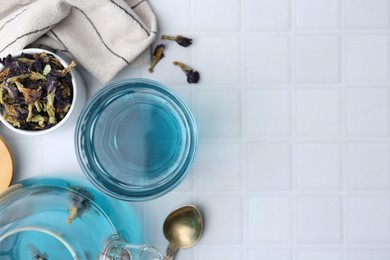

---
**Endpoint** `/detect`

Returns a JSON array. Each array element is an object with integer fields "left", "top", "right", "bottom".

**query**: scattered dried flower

[
  {"left": 161, "top": 35, "right": 193, "bottom": 47},
  {"left": 28, "top": 244, "right": 49, "bottom": 260},
  {"left": 148, "top": 44, "right": 165, "bottom": 73},
  {"left": 172, "top": 61, "right": 200, "bottom": 84}
]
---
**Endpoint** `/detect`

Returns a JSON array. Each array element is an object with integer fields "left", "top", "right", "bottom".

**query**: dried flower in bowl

[{"left": 0, "top": 51, "right": 76, "bottom": 131}]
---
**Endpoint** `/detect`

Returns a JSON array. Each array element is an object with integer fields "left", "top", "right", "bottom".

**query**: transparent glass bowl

[
  {"left": 0, "top": 175, "right": 162, "bottom": 259},
  {"left": 75, "top": 79, "right": 198, "bottom": 201}
]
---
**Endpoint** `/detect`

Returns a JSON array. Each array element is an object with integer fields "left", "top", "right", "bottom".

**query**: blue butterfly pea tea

[{"left": 75, "top": 78, "right": 198, "bottom": 201}]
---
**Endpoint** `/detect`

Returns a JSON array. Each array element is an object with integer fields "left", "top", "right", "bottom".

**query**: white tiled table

[{"left": 2, "top": 0, "right": 390, "bottom": 259}]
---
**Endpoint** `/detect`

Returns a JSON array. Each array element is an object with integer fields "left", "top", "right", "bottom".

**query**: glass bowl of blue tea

[{"left": 75, "top": 78, "right": 198, "bottom": 201}]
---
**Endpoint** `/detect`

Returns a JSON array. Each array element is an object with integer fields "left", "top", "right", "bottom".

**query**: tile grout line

[
  {"left": 290, "top": 0, "right": 298, "bottom": 257},
  {"left": 189, "top": 0, "right": 196, "bottom": 203},
  {"left": 240, "top": 0, "right": 248, "bottom": 257},
  {"left": 340, "top": 0, "right": 348, "bottom": 258},
  {"left": 190, "top": 2, "right": 199, "bottom": 259},
  {"left": 186, "top": 30, "right": 390, "bottom": 36}
]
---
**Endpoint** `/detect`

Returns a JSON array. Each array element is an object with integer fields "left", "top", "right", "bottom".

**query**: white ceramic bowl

[{"left": 0, "top": 48, "right": 86, "bottom": 135}]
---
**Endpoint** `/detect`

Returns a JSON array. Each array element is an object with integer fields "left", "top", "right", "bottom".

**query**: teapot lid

[{"left": 0, "top": 136, "right": 13, "bottom": 193}]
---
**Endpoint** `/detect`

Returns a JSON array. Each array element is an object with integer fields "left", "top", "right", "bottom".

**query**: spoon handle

[{"left": 163, "top": 246, "right": 178, "bottom": 260}]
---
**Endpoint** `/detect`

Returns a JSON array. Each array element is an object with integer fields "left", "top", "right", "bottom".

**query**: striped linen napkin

[{"left": 0, "top": 0, "right": 157, "bottom": 83}]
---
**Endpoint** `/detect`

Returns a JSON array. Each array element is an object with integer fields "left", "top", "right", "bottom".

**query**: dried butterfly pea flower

[
  {"left": 0, "top": 86, "right": 4, "bottom": 105},
  {"left": 29, "top": 58, "right": 44, "bottom": 72},
  {"left": 161, "top": 35, "right": 193, "bottom": 47},
  {"left": 0, "top": 67, "right": 10, "bottom": 82},
  {"left": 28, "top": 244, "right": 49, "bottom": 260},
  {"left": 16, "top": 57, "right": 35, "bottom": 65},
  {"left": 29, "top": 71, "right": 47, "bottom": 81},
  {"left": 58, "top": 60, "right": 77, "bottom": 77},
  {"left": 1, "top": 54, "right": 28, "bottom": 77},
  {"left": 148, "top": 44, "right": 165, "bottom": 73},
  {"left": 42, "top": 64, "right": 51, "bottom": 76},
  {"left": 8, "top": 75, "right": 43, "bottom": 122},
  {"left": 30, "top": 114, "right": 46, "bottom": 128},
  {"left": 4, "top": 103, "right": 25, "bottom": 119},
  {"left": 172, "top": 61, "right": 200, "bottom": 84},
  {"left": 3, "top": 114, "right": 21, "bottom": 128},
  {"left": 12, "top": 77, "right": 42, "bottom": 104},
  {"left": 2, "top": 81, "right": 19, "bottom": 101},
  {"left": 46, "top": 75, "right": 58, "bottom": 125},
  {"left": 67, "top": 185, "right": 94, "bottom": 224}
]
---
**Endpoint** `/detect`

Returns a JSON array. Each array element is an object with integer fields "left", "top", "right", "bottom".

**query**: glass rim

[{"left": 75, "top": 78, "right": 198, "bottom": 201}]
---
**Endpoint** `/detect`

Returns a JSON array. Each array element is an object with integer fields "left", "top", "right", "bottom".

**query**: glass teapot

[{"left": 0, "top": 175, "right": 163, "bottom": 260}]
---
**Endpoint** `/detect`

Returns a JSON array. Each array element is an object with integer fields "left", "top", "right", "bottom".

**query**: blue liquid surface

[
  {"left": 115, "top": 104, "right": 178, "bottom": 171},
  {"left": 91, "top": 93, "right": 184, "bottom": 185}
]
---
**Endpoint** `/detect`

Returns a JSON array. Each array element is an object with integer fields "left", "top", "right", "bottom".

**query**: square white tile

[
  {"left": 195, "top": 90, "right": 241, "bottom": 139},
  {"left": 297, "top": 249, "right": 343, "bottom": 260},
  {"left": 244, "top": 0, "right": 290, "bottom": 31},
  {"left": 247, "top": 196, "right": 291, "bottom": 243},
  {"left": 174, "top": 250, "right": 193, "bottom": 260},
  {"left": 296, "top": 89, "right": 341, "bottom": 137},
  {"left": 295, "top": 196, "right": 342, "bottom": 243},
  {"left": 296, "top": 143, "right": 342, "bottom": 190},
  {"left": 346, "top": 195, "right": 390, "bottom": 243},
  {"left": 195, "top": 143, "right": 242, "bottom": 191},
  {"left": 44, "top": 141, "right": 80, "bottom": 173},
  {"left": 175, "top": 170, "right": 194, "bottom": 192},
  {"left": 295, "top": 35, "right": 340, "bottom": 83},
  {"left": 246, "top": 90, "right": 291, "bottom": 137},
  {"left": 346, "top": 34, "right": 390, "bottom": 83},
  {"left": 194, "top": 0, "right": 241, "bottom": 31},
  {"left": 149, "top": 0, "right": 191, "bottom": 31},
  {"left": 347, "top": 249, "right": 390, "bottom": 260},
  {"left": 197, "top": 195, "right": 243, "bottom": 244},
  {"left": 192, "top": 35, "right": 241, "bottom": 85},
  {"left": 346, "top": 142, "right": 390, "bottom": 190},
  {"left": 246, "top": 142, "right": 291, "bottom": 190},
  {"left": 10, "top": 141, "right": 44, "bottom": 179},
  {"left": 246, "top": 35, "right": 290, "bottom": 83},
  {"left": 345, "top": 0, "right": 390, "bottom": 29},
  {"left": 346, "top": 89, "right": 390, "bottom": 137},
  {"left": 196, "top": 247, "right": 242, "bottom": 260},
  {"left": 247, "top": 248, "right": 291, "bottom": 260},
  {"left": 171, "top": 88, "right": 193, "bottom": 111},
  {"left": 294, "top": 0, "right": 340, "bottom": 30}
]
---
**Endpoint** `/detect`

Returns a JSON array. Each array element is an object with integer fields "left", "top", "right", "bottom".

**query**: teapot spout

[{"left": 101, "top": 234, "right": 163, "bottom": 260}]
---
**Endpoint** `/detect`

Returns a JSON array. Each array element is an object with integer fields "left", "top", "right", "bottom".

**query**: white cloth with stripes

[{"left": 0, "top": 0, "right": 157, "bottom": 83}]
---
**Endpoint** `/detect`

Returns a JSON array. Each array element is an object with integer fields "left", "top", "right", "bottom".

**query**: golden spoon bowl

[{"left": 162, "top": 205, "right": 203, "bottom": 259}]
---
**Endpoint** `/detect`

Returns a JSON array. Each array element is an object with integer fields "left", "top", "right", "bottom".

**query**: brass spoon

[{"left": 163, "top": 205, "right": 203, "bottom": 260}]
